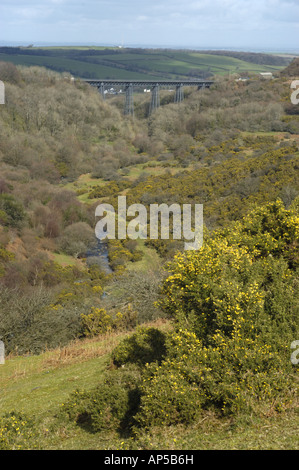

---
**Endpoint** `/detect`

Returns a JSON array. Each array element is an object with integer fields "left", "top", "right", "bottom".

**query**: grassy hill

[{"left": 0, "top": 47, "right": 292, "bottom": 80}]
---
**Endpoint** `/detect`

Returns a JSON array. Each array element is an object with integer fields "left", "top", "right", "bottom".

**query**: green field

[
  {"left": 0, "top": 53, "right": 162, "bottom": 80},
  {"left": 0, "top": 47, "right": 289, "bottom": 79}
]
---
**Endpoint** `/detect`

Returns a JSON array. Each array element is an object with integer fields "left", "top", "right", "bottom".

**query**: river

[{"left": 85, "top": 239, "right": 113, "bottom": 274}]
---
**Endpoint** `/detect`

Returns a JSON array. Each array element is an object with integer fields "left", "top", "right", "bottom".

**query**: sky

[{"left": 0, "top": 0, "right": 299, "bottom": 51}]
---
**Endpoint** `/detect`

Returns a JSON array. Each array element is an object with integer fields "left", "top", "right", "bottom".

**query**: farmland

[{"left": 0, "top": 46, "right": 292, "bottom": 80}]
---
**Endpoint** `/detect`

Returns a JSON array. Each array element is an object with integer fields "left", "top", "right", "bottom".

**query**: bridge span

[{"left": 83, "top": 79, "right": 214, "bottom": 116}]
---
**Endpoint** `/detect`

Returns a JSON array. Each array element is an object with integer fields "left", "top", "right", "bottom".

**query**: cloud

[{"left": 0, "top": 0, "right": 298, "bottom": 48}]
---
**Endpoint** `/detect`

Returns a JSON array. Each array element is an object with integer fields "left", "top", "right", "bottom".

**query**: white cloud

[{"left": 0, "top": 0, "right": 298, "bottom": 48}]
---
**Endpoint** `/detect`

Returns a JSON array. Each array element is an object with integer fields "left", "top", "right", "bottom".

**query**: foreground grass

[
  {"left": 134, "top": 411, "right": 299, "bottom": 450},
  {"left": 0, "top": 334, "right": 121, "bottom": 414},
  {"left": 0, "top": 320, "right": 298, "bottom": 450}
]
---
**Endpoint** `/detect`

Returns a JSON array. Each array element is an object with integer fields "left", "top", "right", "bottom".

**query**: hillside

[
  {"left": 280, "top": 57, "right": 299, "bottom": 77},
  {"left": 0, "top": 320, "right": 298, "bottom": 450},
  {"left": 0, "top": 60, "right": 298, "bottom": 450},
  {"left": 0, "top": 47, "right": 292, "bottom": 80}
]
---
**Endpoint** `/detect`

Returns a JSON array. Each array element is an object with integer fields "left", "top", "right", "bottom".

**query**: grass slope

[{"left": 0, "top": 322, "right": 298, "bottom": 450}]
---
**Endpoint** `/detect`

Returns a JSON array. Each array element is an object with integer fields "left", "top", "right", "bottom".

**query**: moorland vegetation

[{"left": 0, "top": 58, "right": 298, "bottom": 449}]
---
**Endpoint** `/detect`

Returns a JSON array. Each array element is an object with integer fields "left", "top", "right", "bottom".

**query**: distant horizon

[
  {"left": 1, "top": 0, "right": 298, "bottom": 56},
  {"left": 0, "top": 40, "right": 299, "bottom": 55}
]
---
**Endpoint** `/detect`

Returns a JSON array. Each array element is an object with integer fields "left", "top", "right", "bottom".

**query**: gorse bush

[
  {"left": 63, "top": 366, "right": 142, "bottom": 433},
  {"left": 219, "top": 198, "right": 299, "bottom": 267},
  {"left": 0, "top": 412, "right": 38, "bottom": 450},
  {"left": 136, "top": 327, "right": 296, "bottom": 427},
  {"left": 135, "top": 200, "right": 299, "bottom": 426},
  {"left": 160, "top": 199, "right": 299, "bottom": 340},
  {"left": 80, "top": 307, "right": 113, "bottom": 336},
  {"left": 80, "top": 305, "right": 138, "bottom": 337},
  {"left": 111, "top": 326, "right": 167, "bottom": 367}
]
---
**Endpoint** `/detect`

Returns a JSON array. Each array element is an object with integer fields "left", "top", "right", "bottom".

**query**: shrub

[
  {"left": 111, "top": 326, "right": 167, "bottom": 367},
  {"left": 0, "top": 194, "right": 26, "bottom": 228},
  {"left": 102, "top": 269, "right": 165, "bottom": 324},
  {"left": 107, "top": 240, "right": 134, "bottom": 270},
  {"left": 80, "top": 305, "right": 138, "bottom": 338},
  {"left": 0, "top": 62, "right": 22, "bottom": 84},
  {"left": 63, "top": 366, "right": 141, "bottom": 433},
  {"left": 135, "top": 201, "right": 299, "bottom": 426},
  {"left": 58, "top": 222, "right": 95, "bottom": 257},
  {"left": 136, "top": 324, "right": 297, "bottom": 428},
  {"left": 80, "top": 307, "right": 113, "bottom": 337},
  {"left": 0, "top": 411, "right": 38, "bottom": 450},
  {"left": 113, "top": 305, "right": 138, "bottom": 332},
  {"left": 136, "top": 330, "right": 209, "bottom": 427},
  {"left": 0, "top": 285, "right": 83, "bottom": 355},
  {"left": 160, "top": 200, "right": 299, "bottom": 342}
]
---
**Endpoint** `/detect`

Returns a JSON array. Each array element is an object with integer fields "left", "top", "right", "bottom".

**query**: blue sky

[{"left": 0, "top": 0, "right": 299, "bottom": 51}]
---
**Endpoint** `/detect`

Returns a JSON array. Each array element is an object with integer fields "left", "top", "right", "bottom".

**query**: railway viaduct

[{"left": 83, "top": 79, "right": 214, "bottom": 116}]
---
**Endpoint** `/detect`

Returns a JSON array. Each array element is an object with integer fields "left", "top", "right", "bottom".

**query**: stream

[{"left": 85, "top": 239, "right": 113, "bottom": 274}]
